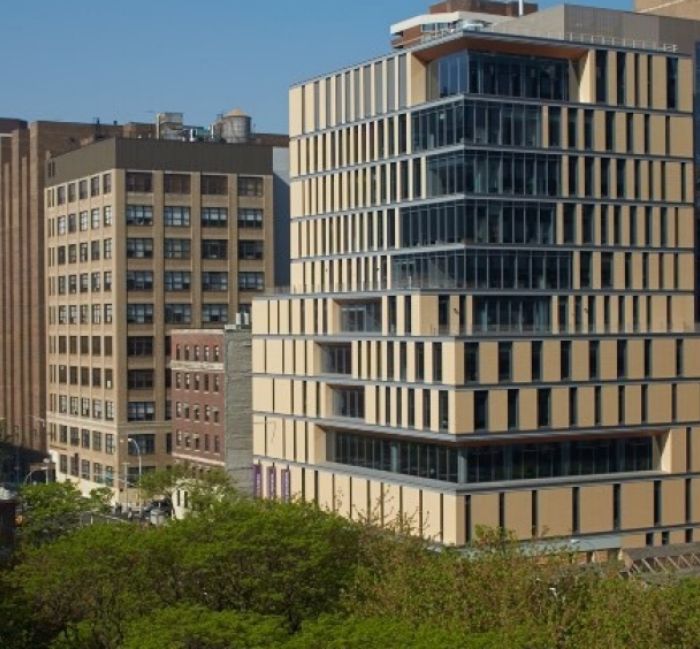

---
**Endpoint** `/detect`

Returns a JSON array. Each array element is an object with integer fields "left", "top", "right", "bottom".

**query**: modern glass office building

[{"left": 252, "top": 2, "right": 700, "bottom": 552}]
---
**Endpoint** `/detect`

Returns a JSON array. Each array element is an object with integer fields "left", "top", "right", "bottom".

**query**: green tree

[
  {"left": 119, "top": 605, "right": 289, "bottom": 649},
  {"left": 287, "top": 615, "right": 539, "bottom": 649},
  {"left": 9, "top": 523, "right": 156, "bottom": 648},
  {"left": 158, "top": 498, "right": 362, "bottom": 629},
  {"left": 138, "top": 466, "right": 238, "bottom": 513},
  {"left": 17, "top": 481, "right": 111, "bottom": 546}
]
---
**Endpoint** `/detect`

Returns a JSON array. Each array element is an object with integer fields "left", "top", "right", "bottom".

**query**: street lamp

[
  {"left": 23, "top": 457, "right": 53, "bottom": 485},
  {"left": 127, "top": 437, "right": 143, "bottom": 508}
]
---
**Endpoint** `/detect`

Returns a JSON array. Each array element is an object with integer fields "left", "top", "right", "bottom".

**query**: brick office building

[
  {"left": 0, "top": 118, "right": 153, "bottom": 478},
  {"left": 171, "top": 327, "right": 254, "bottom": 498},
  {"left": 44, "top": 129, "right": 283, "bottom": 499}
]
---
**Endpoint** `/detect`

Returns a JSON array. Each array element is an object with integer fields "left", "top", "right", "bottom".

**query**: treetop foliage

[{"left": 2, "top": 479, "right": 700, "bottom": 649}]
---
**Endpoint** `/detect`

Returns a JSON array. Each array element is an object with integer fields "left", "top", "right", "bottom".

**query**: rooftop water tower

[{"left": 213, "top": 109, "right": 252, "bottom": 143}]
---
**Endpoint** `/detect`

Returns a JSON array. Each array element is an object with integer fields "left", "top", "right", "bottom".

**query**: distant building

[
  {"left": 391, "top": 0, "right": 537, "bottom": 49},
  {"left": 170, "top": 326, "right": 253, "bottom": 495},
  {"left": 636, "top": 0, "right": 700, "bottom": 20},
  {"left": 0, "top": 118, "right": 154, "bottom": 471},
  {"left": 44, "top": 121, "right": 288, "bottom": 500},
  {"left": 252, "top": 2, "right": 700, "bottom": 553}
]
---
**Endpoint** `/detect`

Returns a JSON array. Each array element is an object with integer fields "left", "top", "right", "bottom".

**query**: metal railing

[{"left": 409, "top": 21, "right": 679, "bottom": 53}]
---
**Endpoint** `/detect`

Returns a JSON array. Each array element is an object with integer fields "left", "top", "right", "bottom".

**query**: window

[
  {"left": 126, "top": 304, "right": 154, "bottom": 324},
  {"left": 164, "top": 238, "right": 190, "bottom": 259},
  {"left": 433, "top": 342, "right": 442, "bottom": 382},
  {"left": 560, "top": 341, "right": 571, "bottom": 380},
  {"left": 439, "top": 390, "right": 449, "bottom": 431},
  {"left": 127, "top": 336, "right": 154, "bottom": 356},
  {"left": 90, "top": 176, "right": 100, "bottom": 196},
  {"left": 474, "top": 391, "right": 488, "bottom": 431},
  {"left": 126, "top": 270, "right": 154, "bottom": 291},
  {"left": 128, "top": 433, "right": 156, "bottom": 455},
  {"left": 164, "top": 271, "right": 192, "bottom": 291},
  {"left": 91, "top": 208, "right": 101, "bottom": 229},
  {"left": 617, "top": 340, "right": 627, "bottom": 379},
  {"left": 201, "top": 207, "right": 227, "bottom": 227},
  {"left": 103, "top": 206, "right": 112, "bottom": 226},
  {"left": 595, "top": 49, "right": 608, "bottom": 103},
  {"left": 126, "top": 172, "right": 152, "bottom": 192},
  {"left": 165, "top": 304, "right": 192, "bottom": 324},
  {"left": 498, "top": 342, "right": 512, "bottom": 382},
  {"left": 589, "top": 340, "right": 599, "bottom": 378},
  {"left": 201, "top": 175, "right": 228, "bottom": 195},
  {"left": 463, "top": 343, "right": 479, "bottom": 383},
  {"left": 79, "top": 180, "right": 88, "bottom": 200},
  {"left": 538, "top": 388, "right": 551, "bottom": 427},
  {"left": 164, "top": 206, "right": 191, "bottom": 227},
  {"left": 531, "top": 341, "right": 542, "bottom": 381},
  {"left": 163, "top": 174, "right": 191, "bottom": 194},
  {"left": 127, "top": 402, "right": 155, "bottom": 421},
  {"left": 103, "top": 173, "right": 112, "bottom": 193},
  {"left": 202, "top": 272, "right": 228, "bottom": 291},
  {"left": 333, "top": 387, "right": 365, "bottom": 418},
  {"left": 126, "top": 205, "right": 153, "bottom": 226},
  {"left": 667, "top": 57, "right": 678, "bottom": 110},
  {"left": 79, "top": 211, "right": 89, "bottom": 231},
  {"left": 239, "top": 272, "right": 264, "bottom": 291},
  {"left": 238, "top": 240, "right": 264, "bottom": 260},
  {"left": 238, "top": 208, "right": 263, "bottom": 228},
  {"left": 202, "top": 239, "right": 227, "bottom": 259},
  {"left": 238, "top": 176, "right": 263, "bottom": 196},
  {"left": 202, "top": 304, "right": 228, "bottom": 323},
  {"left": 508, "top": 389, "right": 519, "bottom": 430},
  {"left": 128, "top": 369, "right": 154, "bottom": 389},
  {"left": 126, "top": 238, "right": 153, "bottom": 259}
]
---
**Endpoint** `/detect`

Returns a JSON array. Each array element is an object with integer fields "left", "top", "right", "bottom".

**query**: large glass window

[
  {"left": 332, "top": 387, "right": 365, "bottom": 419},
  {"left": 412, "top": 99, "right": 541, "bottom": 151},
  {"left": 392, "top": 249, "right": 571, "bottom": 292},
  {"left": 340, "top": 302, "right": 381, "bottom": 332},
  {"left": 429, "top": 50, "right": 568, "bottom": 101},
  {"left": 400, "top": 199, "right": 556, "bottom": 249},
  {"left": 426, "top": 150, "right": 560, "bottom": 198},
  {"left": 333, "top": 433, "right": 655, "bottom": 484}
]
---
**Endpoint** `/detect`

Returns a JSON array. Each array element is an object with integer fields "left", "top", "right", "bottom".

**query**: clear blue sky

[{"left": 1, "top": 0, "right": 631, "bottom": 133}]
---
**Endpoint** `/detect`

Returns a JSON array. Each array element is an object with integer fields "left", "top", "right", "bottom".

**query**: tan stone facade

[
  {"left": 0, "top": 120, "right": 152, "bottom": 466},
  {"left": 252, "top": 16, "right": 700, "bottom": 552},
  {"left": 44, "top": 137, "right": 284, "bottom": 500}
]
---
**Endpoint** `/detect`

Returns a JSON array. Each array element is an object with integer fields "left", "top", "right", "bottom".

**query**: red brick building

[{"left": 171, "top": 329, "right": 227, "bottom": 470}]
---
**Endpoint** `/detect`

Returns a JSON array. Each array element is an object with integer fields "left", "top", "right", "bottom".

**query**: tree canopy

[{"left": 2, "top": 482, "right": 700, "bottom": 649}]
